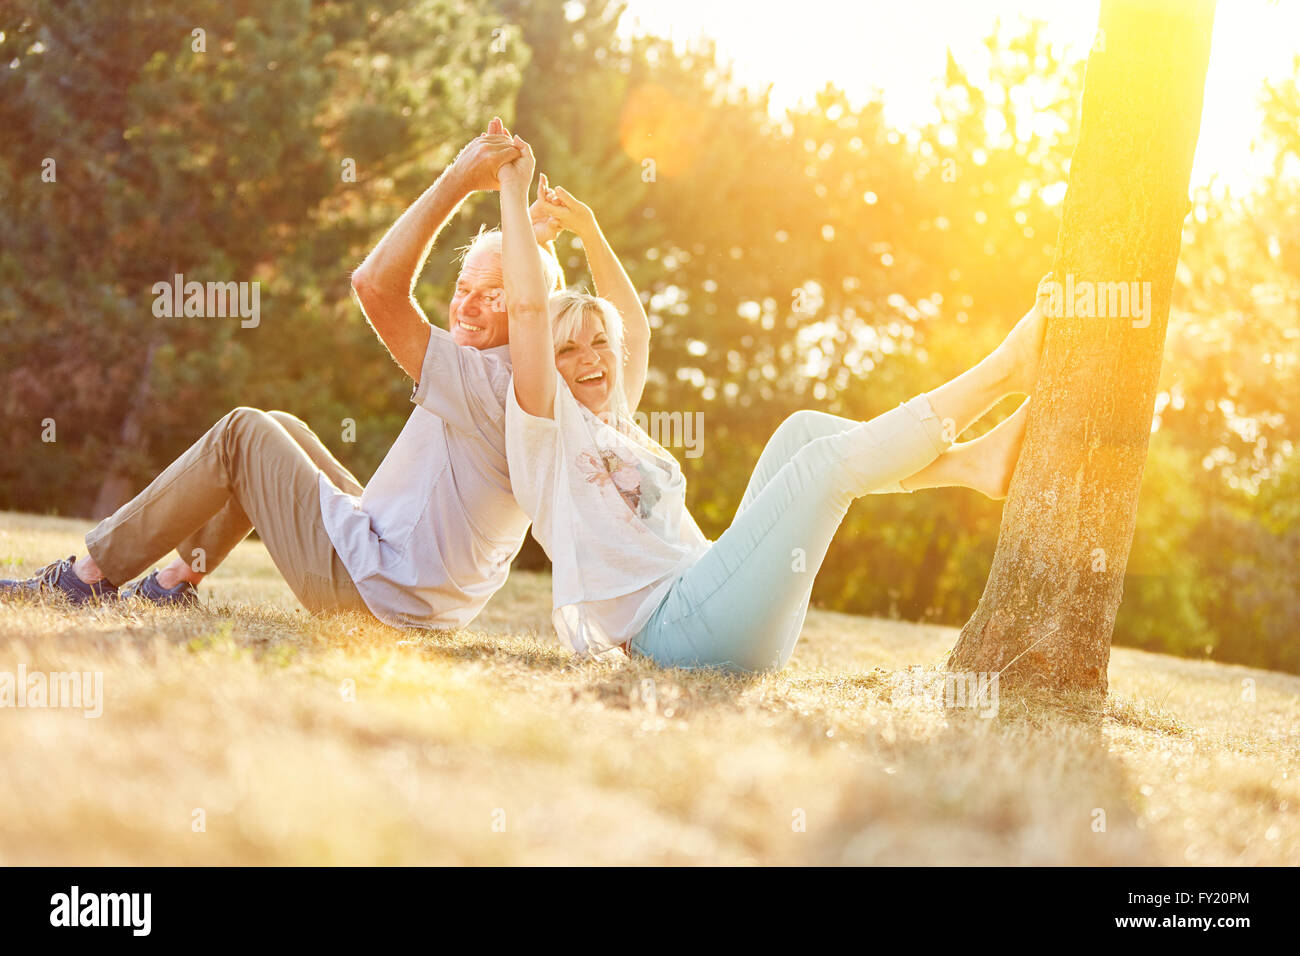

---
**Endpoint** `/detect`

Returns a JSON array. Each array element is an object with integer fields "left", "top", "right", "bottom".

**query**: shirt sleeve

[
  {"left": 504, "top": 375, "right": 562, "bottom": 516},
  {"left": 410, "top": 324, "right": 510, "bottom": 437},
  {"left": 505, "top": 372, "right": 563, "bottom": 428}
]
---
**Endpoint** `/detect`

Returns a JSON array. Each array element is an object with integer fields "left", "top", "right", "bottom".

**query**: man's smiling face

[{"left": 449, "top": 246, "right": 509, "bottom": 349}]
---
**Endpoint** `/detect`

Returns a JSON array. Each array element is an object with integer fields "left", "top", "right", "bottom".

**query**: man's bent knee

[
  {"left": 220, "top": 406, "right": 279, "bottom": 441},
  {"left": 266, "top": 410, "right": 306, "bottom": 430}
]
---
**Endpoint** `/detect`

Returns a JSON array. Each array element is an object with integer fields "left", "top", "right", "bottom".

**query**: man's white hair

[{"left": 457, "top": 225, "right": 564, "bottom": 292}]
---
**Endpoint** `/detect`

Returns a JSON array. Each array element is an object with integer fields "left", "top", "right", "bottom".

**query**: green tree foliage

[{"left": 0, "top": 0, "right": 522, "bottom": 511}]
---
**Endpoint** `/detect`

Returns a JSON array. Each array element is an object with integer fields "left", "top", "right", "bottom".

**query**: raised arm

[
  {"left": 497, "top": 137, "right": 557, "bottom": 418},
  {"left": 350, "top": 119, "right": 521, "bottom": 380},
  {"left": 536, "top": 182, "right": 651, "bottom": 412}
]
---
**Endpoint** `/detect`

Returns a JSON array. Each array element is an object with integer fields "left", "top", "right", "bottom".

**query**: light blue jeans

[{"left": 629, "top": 396, "right": 951, "bottom": 673}]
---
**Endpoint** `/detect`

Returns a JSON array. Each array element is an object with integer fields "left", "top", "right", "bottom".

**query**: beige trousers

[{"left": 86, "top": 407, "right": 369, "bottom": 614}]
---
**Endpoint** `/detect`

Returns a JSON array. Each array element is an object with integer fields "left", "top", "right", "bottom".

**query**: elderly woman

[{"left": 496, "top": 136, "right": 1046, "bottom": 672}]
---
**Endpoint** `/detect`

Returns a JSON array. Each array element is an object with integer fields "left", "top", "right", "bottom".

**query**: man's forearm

[{"left": 354, "top": 165, "right": 472, "bottom": 296}]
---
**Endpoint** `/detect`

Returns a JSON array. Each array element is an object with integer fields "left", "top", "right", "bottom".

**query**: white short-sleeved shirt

[
  {"left": 506, "top": 377, "right": 712, "bottom": 655},
  {"left": 318, "top": 327, "right": 531, "bottom": 628}
]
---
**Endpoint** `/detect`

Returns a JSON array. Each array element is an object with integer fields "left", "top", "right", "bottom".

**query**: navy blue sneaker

[
  {"left": 0, "top": 555, "right": 118, "bottom": 605},
  {"left": 119, "top": 571, "right": 200, "bottom": 607}
]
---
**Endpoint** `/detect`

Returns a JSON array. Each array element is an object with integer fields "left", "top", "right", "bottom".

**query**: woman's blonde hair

[{"left": 548, "top": 289, "right": 630, "bottom": 422}]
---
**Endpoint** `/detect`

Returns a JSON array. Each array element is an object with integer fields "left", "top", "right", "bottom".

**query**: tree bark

[
  {"left": 92, "top": 339, "right": 159, "bottom": 519},
  {"left": 947, "top": 0, "right": 1216, "bottom": 696}
]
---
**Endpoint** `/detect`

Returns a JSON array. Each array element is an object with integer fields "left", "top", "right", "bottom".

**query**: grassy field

[{"left": 1, "top": 510, "right": 1297, "bottom": 866}]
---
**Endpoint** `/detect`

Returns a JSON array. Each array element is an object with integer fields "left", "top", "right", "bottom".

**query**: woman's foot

[
  {"left": 996, "top": 280, "right": 1051, "bottom": 395},
  {"left": 910, "top": 276, "right": 1051, "bottom": 447},
  {"left": 917, "top": 399, "right": 1030, "bottom": 499},
  {"left": 897, "top": 399, "right": 1031, "bottom": 498},
  {"left": 963, "top": 399, "right": 1031, "bottom": 499}
]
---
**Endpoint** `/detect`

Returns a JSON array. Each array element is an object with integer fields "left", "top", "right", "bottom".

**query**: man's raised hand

[{"left": 448, "top": 117, "right": 519, "bottom": 193}]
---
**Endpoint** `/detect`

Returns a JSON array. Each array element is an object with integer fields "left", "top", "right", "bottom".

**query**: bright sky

[{"left": 619, "top": 0, "right": 1300, "bottom": 194}]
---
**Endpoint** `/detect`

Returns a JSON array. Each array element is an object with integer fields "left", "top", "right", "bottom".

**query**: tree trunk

[
  {"left": 947, "top": 0, "right": 1216, "bottom": 696},
  {"left": 92, "top": 339, "right": 159, "bottom": 519}
]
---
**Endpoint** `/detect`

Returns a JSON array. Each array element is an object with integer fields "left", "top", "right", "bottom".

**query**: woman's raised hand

[
  {"left": 533, "top": 177, "right": 597, "bottom": 237},
  {"left": 529, "top": 173, "right": 563, "bottom": 245},
  {"left": 495, "top": 134, "right": 536, "bottom": 192}
]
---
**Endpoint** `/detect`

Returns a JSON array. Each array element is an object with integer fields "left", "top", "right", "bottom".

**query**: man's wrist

[{"left": 439, "top": 162, "right": 473, "bottom": 199}]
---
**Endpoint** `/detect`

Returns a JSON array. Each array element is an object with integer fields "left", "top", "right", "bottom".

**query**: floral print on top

[{"left": 576, "top": 447, "right": 665, "bottom": 520}]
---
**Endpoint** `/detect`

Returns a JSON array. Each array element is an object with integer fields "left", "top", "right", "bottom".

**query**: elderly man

[{"left": 2, "top": 118, "right": 561, "bottom": 629}]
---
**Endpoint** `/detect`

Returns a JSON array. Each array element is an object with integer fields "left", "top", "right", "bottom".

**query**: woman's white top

[{"left": 506, "top": 377, "right": 712, "bottom": 656}]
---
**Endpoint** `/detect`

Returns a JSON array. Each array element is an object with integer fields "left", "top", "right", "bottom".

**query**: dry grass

[{"left": 1, "top": 510, "right": 1296, "bottom": 865}]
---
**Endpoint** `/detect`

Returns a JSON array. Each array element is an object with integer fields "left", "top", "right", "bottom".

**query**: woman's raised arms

[
  {"left": 534, "top": 179, "right": 652, "bottom": 414},
  {"left": 497, "top": 137, "right": 558, "bottom": 419}
]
